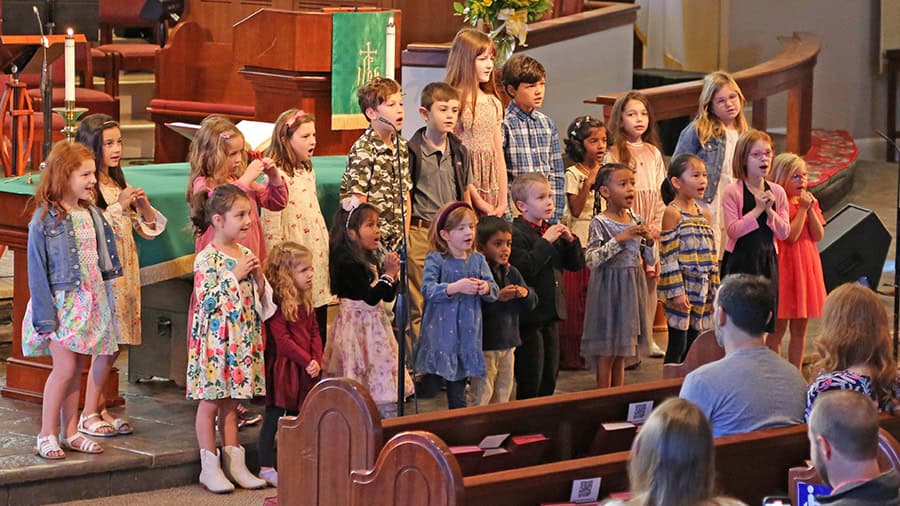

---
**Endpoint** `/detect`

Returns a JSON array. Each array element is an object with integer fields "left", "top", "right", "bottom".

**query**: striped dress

[{"left": 658, "top": 204, "right": 719, "bottom": 331}]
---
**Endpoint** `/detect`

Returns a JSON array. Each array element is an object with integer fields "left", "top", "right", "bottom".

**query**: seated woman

[
  {"left": 604, "top": 398, "right": 746, "bottom": 506},
  {"left": 805, "top": 282, "right": 900, "bottom": 421}
]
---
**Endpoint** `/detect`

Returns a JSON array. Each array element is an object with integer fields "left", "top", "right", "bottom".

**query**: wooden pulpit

[
  {"left": 0, "top": 193, "right": 123, "bottom": 407},
  {"left": 234, "top": 8, "right": 401, "bottom": 155}
]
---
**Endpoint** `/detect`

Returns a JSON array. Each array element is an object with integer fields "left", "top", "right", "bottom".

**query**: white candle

[
  {"left": 385, "top": 17, "right": 396, "bottom": 80},
  {"left": 65, "top": 28, "right": 75, "bottom": 103}
]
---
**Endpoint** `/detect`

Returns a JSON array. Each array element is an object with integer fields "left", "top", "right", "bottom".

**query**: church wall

[
  {"left": 400, "top": 24, "right": 634, "bottom": 142},
  {"left": 726, "top": 0, "right": 887, "bottom": 152}
]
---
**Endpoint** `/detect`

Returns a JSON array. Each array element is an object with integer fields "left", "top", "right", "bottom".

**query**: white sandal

[
  {"left": 60, "top": 433, "right": 104, "bottom": 454},
  {"left": 36, "top": 434, "right": 65, "bottom": 460},
  {"left": 78, "top": 412, "right": 117, "bottom": 437},
  {"left": 101, "top": 409, "right": 133, "bottom": 435}
]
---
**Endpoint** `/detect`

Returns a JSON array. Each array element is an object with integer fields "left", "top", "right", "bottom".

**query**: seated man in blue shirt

[{"left": 680, "top": 273, "right": 807, "bottom": 437}]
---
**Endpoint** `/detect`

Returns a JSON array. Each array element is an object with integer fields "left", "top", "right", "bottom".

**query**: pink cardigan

[{"left": 722, "top": 180, "right": 790, "bottom": 253}]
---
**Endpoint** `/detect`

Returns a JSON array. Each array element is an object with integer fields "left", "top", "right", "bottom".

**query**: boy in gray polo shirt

[{"left": 406, "top": 82, "right": 475, "bottom": 383}]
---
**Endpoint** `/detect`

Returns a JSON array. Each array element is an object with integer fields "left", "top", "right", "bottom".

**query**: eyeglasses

[
  {"left": 748, "top": 150, "right": 773, "bottom": 160},
  {"left": 790, "top": 171, "right": 809, "bottom": 181}
]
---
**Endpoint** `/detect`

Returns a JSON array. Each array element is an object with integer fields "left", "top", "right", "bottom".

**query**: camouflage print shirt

[{"left": 340, "top": 126, "right": 411, "bottom": 253}]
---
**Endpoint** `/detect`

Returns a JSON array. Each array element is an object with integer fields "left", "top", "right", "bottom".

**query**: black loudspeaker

[{"left": 818, "top": 204, "right": 891, "bottom": 292}]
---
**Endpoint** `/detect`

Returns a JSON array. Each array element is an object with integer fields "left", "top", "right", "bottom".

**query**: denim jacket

[
  {"left": 673, "top": 123, "right": 726, "bottom": 204},
  {"left": 27, "top": 204, "right": 123, "bottom": 333}
]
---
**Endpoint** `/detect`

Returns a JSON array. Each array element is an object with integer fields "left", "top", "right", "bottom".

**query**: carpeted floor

[{"left": 48, "top": 486, "right": 271, "bottom": 506}]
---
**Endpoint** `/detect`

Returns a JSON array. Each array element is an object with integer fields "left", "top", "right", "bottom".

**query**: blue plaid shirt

[{"left": 502, "top": 102, "right": 566, "bottom": 224}]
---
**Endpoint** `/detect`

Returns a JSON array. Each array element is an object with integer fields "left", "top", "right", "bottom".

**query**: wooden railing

[
  {"left": 400, "top": 2, "right": 638, "bottom": 67},
  {"left": 585, "top": 32, "right": 821, "bottom": 155}
]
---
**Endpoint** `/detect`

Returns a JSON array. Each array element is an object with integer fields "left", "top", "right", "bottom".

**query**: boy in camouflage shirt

[{"left": 339, "top": 77, "right": 411, "bottom": 255}]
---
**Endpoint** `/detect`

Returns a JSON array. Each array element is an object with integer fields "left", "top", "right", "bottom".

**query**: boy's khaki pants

[{"left": 468, "top": 349, "right": 516, "bottom": 406}]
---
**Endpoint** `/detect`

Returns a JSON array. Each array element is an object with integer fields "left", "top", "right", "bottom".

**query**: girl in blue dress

[{"left": 415, "top": 202, "right": 499, "bottom": 409}]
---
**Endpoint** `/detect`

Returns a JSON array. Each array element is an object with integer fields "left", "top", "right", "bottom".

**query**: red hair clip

[{"left": 247, "top": 149, "right": 263, "bottom": 161}]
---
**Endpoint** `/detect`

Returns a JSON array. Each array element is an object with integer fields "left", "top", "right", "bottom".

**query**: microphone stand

[
  {"left": 378, "top": 117, "right": 410, "bottom": 416},
  {"left": 35, "top": 6, "right": 52, "bottom": 159},
  {"left": 876, "top": 130, "right": 900, "bottom": 359}
]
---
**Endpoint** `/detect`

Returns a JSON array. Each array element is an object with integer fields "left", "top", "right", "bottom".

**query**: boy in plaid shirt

[{"left": 501, "top": 55, "right": 565, "bottom": 224}]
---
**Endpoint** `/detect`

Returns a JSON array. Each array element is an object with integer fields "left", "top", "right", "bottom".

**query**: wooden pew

[
  {"left": 662, "top": 330, "right": 725, "bottom": 379},
  {"left": 585, "top": 33, "right": 821, "bottom": 156},
  {"left": 280, "top": 377, "right": 900, "bottom": 506},
  {"left": 350, "top": 414, "right": 900, "bottom": 506},
  {"left": 278, "top": 377, "right": 683, "bottom": 505}
]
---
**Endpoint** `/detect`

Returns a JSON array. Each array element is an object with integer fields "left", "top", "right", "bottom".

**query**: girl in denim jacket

[
  {"left": 673, "top": 71, "right": 749, "bottom": 255},
  {"left": 23, "top": 142, "right": 123, "bottom": 459}
]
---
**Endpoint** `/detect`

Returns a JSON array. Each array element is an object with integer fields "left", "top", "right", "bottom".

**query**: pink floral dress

[
  {"left": 22, "top": 209, "right": 117, "bottom": 357},
  {"left": 186, "top": 244, "right": 266, "bottom": 400},
  {"left": 456, "top": 93, "right": 503, "bottom": 210},
  {"left": 99, "top": 181, "right": 168, "bottom": 345}
]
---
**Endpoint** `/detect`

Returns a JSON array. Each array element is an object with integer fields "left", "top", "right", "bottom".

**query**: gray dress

[{"left": 581, "top": 213, "right": 659, "bottom": 361}]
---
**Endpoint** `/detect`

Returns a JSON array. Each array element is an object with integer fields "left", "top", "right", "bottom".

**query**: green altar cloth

[{"left": 0, "top": 156, "right": 347, "bottom": 283}]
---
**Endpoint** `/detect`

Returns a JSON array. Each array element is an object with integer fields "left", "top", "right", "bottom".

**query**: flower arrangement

[{"left": 453, "top": 0, "right": 553, "bottom": 64}]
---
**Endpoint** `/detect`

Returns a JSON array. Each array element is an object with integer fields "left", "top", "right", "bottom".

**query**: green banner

[{"left": 331, "top": 11, "right": 393, "bottom": 130}]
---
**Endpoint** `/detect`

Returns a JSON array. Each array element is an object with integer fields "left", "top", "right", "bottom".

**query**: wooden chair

[
  {"left": 98, "top": 0, "right": 160, "bottom": 45},
  {"left": 788, "top": 428, "right": 900, "bottom": 505},
  {"left": 661, "top": 331, "right": 725, "bottom": 379},
  {"left": 95, "top": 0, "right": 162, "bottom": 100}
]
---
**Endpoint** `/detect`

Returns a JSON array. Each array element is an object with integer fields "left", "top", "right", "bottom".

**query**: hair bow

[
  {"left": 285, "top": 109, "right": 308, "bottom": 128},
  {"left": 341, "top": 196, "right": 362, "bottom": 227}
]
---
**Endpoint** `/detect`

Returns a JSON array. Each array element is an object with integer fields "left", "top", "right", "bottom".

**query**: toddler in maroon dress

[{"left": 257, "top": 242, "right": 323, "bottom": 487}]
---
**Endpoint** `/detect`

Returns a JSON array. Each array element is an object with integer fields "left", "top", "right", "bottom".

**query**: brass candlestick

[{"left": 52, "top": 100, "right": 88, "bottom": 143}]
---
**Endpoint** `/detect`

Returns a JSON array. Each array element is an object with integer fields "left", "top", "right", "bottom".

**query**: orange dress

[{"left": 776, "top": 200, "right": 826, "bottom": 319}]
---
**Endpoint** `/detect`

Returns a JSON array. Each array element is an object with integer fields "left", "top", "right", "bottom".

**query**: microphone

[
  {"left": 627, "top": 208, "right": 649, "bottom": 252},
  {"left": 876, "top": 130, "right": 900, "bottom": 155},
  {"left": 376, "top": 116, "right": 397, "bottom": 131}
]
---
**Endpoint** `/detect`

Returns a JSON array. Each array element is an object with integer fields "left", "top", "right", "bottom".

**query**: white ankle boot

[
  {"left": 222, "top": 445, "right": 267, "bottom": 489},
  {"left": 199, "top": 448, "right": 235, "bottom": 493}
]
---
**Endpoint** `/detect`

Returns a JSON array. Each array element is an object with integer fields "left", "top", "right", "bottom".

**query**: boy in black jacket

[
  {"left": 470, "top": 217, "right": 537, "bottom": 406},
  {"left": 509, "top": 173, "right": 584, "bottom": 399}
]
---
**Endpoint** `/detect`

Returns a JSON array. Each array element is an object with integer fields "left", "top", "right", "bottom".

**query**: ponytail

[
  {"left": 660, "top": 178, "right": 677, "bottom": 205},
  {"left": 189, "top": 184, "right": 248, "bottom": 235},
  {"left": 662, "top": 153, "right": 705, "bottom": 206}
]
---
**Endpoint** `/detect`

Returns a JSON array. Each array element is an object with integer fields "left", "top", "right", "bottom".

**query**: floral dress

[
  {"left": 22, "top": 209, "right": 118, "bottom": 357},
  {"left": 186, "top": 244, "right": 266, "bottom": 400},
  {"left": 456, "top": 93, "right": 503, "bottom": 210},
  {"left": 261, "top": 163, "right": 333, "bottom": 309},
  {"left": 805, "top": 370, "right": 900, "bottom": 421},
  {"left": 98, "top": 181, "right": 167, "bottom": 345}
]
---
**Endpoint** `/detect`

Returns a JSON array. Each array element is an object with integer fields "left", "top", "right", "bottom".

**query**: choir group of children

[{"left": 22, "top": 27, "right": 828, "bottom": 494}]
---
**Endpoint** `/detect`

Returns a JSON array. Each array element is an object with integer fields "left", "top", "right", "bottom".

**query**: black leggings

[
  {"left": 257, "top": 405, "right": 299, "bottom": 468},
  {"left": 446, "top": 379, "right": 467, "bottom": 410},
  {"left": 315, "top": 305, "right": 328, "bottom": 348},
  {"left": 664, "top": 326, "right": 701, "bottom": 365}
]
